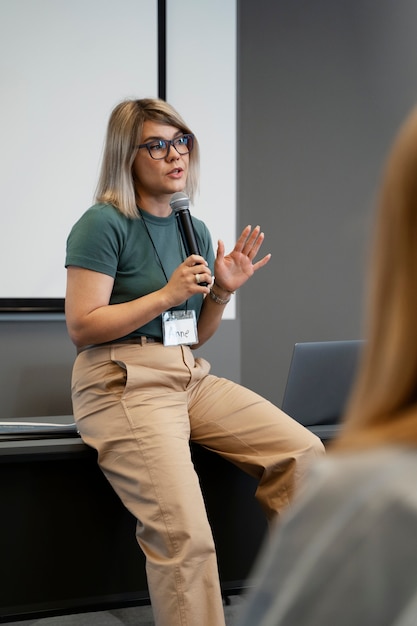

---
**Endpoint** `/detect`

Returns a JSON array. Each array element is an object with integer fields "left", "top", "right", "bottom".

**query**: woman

[
  {"left": 65, "top": 98, "right": 324, "bottom": 626},
  {"left": 237, "top": 104, "right": 417, "bottom": 626}
]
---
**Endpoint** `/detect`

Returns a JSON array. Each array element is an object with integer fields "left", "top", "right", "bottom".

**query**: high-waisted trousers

[{"left": 71, "top": 341, "right": 324, "bottom": 626}]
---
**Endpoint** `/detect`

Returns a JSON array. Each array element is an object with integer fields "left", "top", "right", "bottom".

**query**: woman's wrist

[
  {"left": 209, "top": 280, "right": 235, "bottom": 305},
  {"left": 213, "top": 280, "right": 235, "bottom": 297}
]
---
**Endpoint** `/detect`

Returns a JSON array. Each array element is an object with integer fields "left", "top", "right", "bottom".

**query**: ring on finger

[{"left": 195, "top": 273, "right": 201, "bottom": 284}]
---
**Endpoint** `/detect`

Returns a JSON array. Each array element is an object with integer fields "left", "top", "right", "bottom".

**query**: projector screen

[{"left": 0, "top": 0, "right": 236, "bottom": 319}]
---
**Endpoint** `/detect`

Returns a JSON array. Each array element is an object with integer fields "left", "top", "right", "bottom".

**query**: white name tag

[{"left": 162, "top": 310, "right": 198, "bottom": 346}]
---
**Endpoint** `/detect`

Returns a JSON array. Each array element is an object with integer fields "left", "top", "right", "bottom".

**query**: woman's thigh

[
  {"left": 188, "top": 373, "right": 324, "bottom": 517},
  {"left": 71, "top": 344, "right": 213, "bottom": 544},
  {"left": 188, "top": 373, "right": 322, "bottom": 464}
]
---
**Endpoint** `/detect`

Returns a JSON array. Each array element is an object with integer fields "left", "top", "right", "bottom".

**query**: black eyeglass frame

[{"left": 136, "top": 133, "right": 194, "bottom": 160}]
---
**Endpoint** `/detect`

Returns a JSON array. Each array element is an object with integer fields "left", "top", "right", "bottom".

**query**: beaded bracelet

[{"left": 209, "top": 285, "right": 233, "bottom": 305}]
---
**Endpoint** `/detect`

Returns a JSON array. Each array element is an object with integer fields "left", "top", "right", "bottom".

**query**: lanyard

[{"left": 138, "top": 207, "right": 189, "bottom": 309}]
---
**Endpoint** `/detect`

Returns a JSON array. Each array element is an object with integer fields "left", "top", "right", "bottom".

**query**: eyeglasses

[{"left": 137, "top": 133, "right": 194, "bottom": 160}]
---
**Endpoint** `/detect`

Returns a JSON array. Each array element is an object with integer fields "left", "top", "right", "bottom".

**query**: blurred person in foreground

[{"left": 236, "top": 104, "right": 417, "bottom": 626}]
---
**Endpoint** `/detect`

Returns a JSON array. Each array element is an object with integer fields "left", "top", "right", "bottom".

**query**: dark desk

[{"left": 0, "top": 418, "right": 266, "bottom": 622}]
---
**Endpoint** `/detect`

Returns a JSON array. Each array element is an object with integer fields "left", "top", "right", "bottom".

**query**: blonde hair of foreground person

[{"left": 333, "top": 105, "right": 417, "bottom": 451}]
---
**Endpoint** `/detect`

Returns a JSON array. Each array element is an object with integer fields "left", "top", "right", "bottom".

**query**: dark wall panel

[{"left": 238, "top": 0, "right": 417, "bottom": 406}]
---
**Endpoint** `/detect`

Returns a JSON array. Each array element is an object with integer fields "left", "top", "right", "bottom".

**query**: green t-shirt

[{"left": 65, "top": 203, "right": 215, "bottom": 341}]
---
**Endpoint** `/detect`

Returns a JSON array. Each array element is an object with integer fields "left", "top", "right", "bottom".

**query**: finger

[
  {"left": 192, "top": 261, "right": 212, "bottom": 273},
  {"left": 246, "top": 225, "right": 261, "bottom": 244},
  {"left": 187, "top": 254, "right": 208, "bottom": 267},
  {"left": 245, "top": 229, "right": 264, "bottom": 258},
  {"left": 239, "top": 228, "right": 264, "bottom": 262},
  {"left": 239, "top": 225, "right": 263, "bottom": 255},
  {"left": 216, "top": 239, "right": 225, "bottom": 261},
  {"left": 194, "top": 266, "right": 212, "bottom": 279},
  {"left": 193, "top": 266, "right": 212, "bottom": 287},
  {"left": 233, "top": 225, "right": 252, "bottom": 252},
  {"left": 252, "top": 253, "right": 272, "bottom": 271}
]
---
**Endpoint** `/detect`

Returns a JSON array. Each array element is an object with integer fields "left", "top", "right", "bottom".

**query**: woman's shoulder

[
  {"left": 306, "top": 447, "right": 417, "bottom": 485},
  {"left": 264, "top": 448, "right": 417, "bottom": 579},
  {"left": 241, "top": 447, "right": 417, "bottom": 626},
  {"left": 81, "top": 202, "right": 130, "bottom": 223},
  {"left": 70, "top": 203, "right": 133, "bottom": 235},
  {"left": 293, "top": 447, "right": 417, "bottom": 518}
]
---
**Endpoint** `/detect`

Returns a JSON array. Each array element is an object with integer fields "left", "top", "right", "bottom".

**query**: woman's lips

[{"left": 167, "top": 167, "right": 183, "bottom": 178}]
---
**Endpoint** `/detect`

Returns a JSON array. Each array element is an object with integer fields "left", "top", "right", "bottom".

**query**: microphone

[
  {"left": 170, "top": 192, "right": 201, "bottom": 256},
  {"left": 170, "top": 191, "right": 208, "bottom": 286}
]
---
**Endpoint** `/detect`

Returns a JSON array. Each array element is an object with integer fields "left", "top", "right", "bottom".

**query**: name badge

[{"left": 162, "top": 310, "right": 198, "bottom": 346}]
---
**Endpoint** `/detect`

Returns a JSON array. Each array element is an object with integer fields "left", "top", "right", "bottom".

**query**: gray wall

[
  {"left": 239, "top": 0, "right": 417, "bottom": 406},
  {"left": 2, "top": 0, "right": 417, "bottom": 418}
]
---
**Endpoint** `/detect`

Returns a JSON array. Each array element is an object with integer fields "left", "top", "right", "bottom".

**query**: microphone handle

[
  {"left": 175, "top": 208, "right": 200, "bottom": 256},
  {"left": 175, "top": 209, "right": 208, "bottom": 286}
]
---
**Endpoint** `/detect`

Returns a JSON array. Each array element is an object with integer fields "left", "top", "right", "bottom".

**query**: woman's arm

[
  {"left": 192, "top": 281, "right": 232, "bottom": 348},
  {"left": 65, "top": 267, "right": 170, "bottom": 347},
  {"left": 66, "top": 257, "right": 211, "bottom": 348}
]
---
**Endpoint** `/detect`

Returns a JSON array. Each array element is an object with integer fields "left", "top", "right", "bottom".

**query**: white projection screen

[
  {"left": 0, "top": 0, "right": 236, "bottom": 319},
  {"left": 166, "top": 0, "right": 237, "bottom": 318}
]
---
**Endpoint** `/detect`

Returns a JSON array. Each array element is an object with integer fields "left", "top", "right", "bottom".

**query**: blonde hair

[
  {"left": 334, "top": 105, "right": 417, "bottom": 450},
  {"left": 95, "top": 98, "right": 200, "bottom": 219}
]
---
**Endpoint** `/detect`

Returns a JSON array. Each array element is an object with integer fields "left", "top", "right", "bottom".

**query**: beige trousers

[{"left": 71, "top": 342, "right": 324, "bottom": 626}]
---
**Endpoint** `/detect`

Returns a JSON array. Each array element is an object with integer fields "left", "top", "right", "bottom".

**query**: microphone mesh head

[{"left": 169, "top": 192, "right": 189, "bottom": 212}]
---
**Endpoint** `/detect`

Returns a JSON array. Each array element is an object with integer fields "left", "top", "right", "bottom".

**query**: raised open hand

[{"left": 213, "top": 225, "right": 271, "bottom": 293}]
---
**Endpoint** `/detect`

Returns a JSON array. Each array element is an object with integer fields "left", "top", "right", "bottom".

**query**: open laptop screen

[{"left": 281, "top": 340, "right": 364, "bottom": 427}]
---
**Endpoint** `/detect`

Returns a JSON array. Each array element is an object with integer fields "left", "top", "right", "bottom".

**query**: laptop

[
  {"left": 281, "top": 340, "right": 364, "bottom": 440},
  {"left": 0, "top": 417, "right": 79, "bottom": 441}
]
